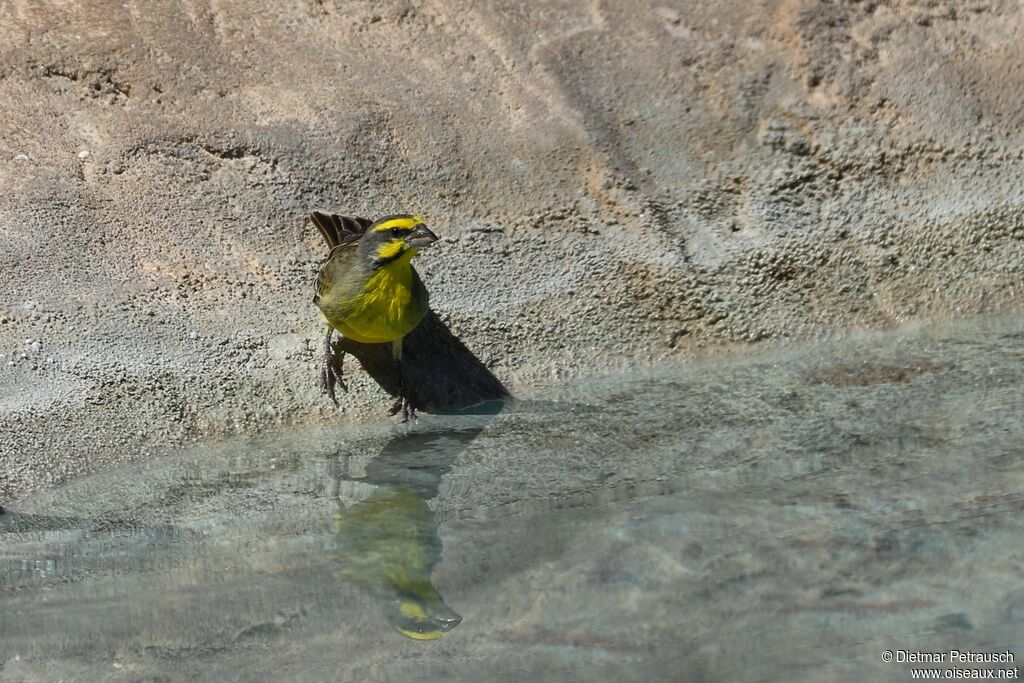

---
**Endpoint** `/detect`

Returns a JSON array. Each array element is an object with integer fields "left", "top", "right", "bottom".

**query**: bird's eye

[{"left": 390, "top": 228, "right": 404, "bottom": 238}]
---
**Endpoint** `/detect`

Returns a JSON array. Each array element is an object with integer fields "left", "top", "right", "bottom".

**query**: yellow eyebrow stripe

[
  {"left": 398, "top": 627, "right": 447, "bottom": 640},
  {"left": 371, "top": 216, "right": 424, "bottom": 232}
]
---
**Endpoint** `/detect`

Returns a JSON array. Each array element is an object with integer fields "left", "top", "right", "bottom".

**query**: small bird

[
  {"left": 310, "top": 211, "right": 439, "bottom": 420},
  {"left": 333, "top": 486, "right": 462, "bottom": 640}
]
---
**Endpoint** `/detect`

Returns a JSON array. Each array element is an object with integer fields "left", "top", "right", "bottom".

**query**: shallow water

[{"left": 2, "top": 316, "right": 1024, "bottom": 682}]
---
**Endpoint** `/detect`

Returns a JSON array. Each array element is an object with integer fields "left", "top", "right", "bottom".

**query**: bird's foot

[
  {"left": 320, "top": 348, "right": 346, "bottom": 406},
  {"left": 388, "top": 395, "right": 417, "bottom": 423}
]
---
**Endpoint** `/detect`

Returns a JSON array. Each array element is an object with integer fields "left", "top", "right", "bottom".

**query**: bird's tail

[{"left": 309, "top": 211, "right": 372, "bottom": 249}]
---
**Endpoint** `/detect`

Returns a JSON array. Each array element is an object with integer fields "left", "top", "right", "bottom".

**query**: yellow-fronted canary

[
  {"left": 310, "top": 211, "right": 438, "bottom": 420},
  {"left": 334, "top": 486, "right": 462, "bottom": 640}
]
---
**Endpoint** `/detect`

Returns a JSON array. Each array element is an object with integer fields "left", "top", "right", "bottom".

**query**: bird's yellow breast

[{"left": 325, "top": 251, "right": 423, "bottom": 344}]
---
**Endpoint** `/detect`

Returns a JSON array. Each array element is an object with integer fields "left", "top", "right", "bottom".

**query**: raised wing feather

[
  {"left": 309, "top": 211, "right": 372, "bottom": 250},
  {"left": 310, "top": 212, "right": 373, "bottom": 311}
]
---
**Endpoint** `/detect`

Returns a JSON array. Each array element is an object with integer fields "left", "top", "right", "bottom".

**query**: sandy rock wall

[{"left": 1, "top": 0, "right": 1023, "bottom": 496}]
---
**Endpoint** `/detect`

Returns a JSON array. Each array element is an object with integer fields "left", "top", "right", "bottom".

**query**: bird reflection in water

[
  {"left": 329, "top": 421, "right": 493, "bottom": 640},
  {"left": 328, "top": 310, "right": 509, "bottom": 639}
]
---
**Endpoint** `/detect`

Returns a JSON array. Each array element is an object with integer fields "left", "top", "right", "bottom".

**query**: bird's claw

[
  {"left": 320, "top": 349, "right": 346, "bottom": 406},
  {"left": 388, "top": 395, "right": 417, "bottom": 423}
]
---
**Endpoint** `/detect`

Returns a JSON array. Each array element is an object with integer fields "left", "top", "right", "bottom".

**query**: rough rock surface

[{"left": 1, "top": 0, "right": 1023, "bottom": 497}]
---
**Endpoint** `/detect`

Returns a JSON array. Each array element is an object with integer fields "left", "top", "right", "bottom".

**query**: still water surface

[{"left": 2, "top": 316, "right": 1023, "bottom": 682}]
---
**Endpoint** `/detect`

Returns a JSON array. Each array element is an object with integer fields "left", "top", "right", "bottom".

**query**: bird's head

[
  {"left": 384, "top": 585, "right": 463, "bottom": 640},
  {"left": 362, "top": 214, "right": 439, "bottom": 268}
]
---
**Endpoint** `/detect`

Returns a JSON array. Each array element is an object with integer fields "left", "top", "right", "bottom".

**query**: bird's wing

[
  {"left": 310, "top": 211, "right": 374, "bottom": 311},
  {"left": 315, "top": 241, "right": 366, "bottom": 308},
  {"left": 309, "top": 211, "right": 372, "bottom": 250}
]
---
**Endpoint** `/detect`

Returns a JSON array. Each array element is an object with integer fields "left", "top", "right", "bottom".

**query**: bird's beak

[{"left": 407, "top": 224, "right": 439, "bottom": 248}]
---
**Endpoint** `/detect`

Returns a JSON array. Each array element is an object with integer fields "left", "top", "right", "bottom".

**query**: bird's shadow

[{"left": 334, "top": 310, "right": 510, "bottom": 415}]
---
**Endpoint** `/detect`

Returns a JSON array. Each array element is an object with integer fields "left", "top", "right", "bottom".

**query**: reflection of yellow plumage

[{"left": 334, "top": 486, "right": 461, "bottom": 640}]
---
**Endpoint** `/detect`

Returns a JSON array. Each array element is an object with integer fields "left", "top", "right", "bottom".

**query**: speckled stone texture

[
  {"left": 1, "top": 0, "right": 1023, "bottom": 497},
  {"left": 2, "top": 316, "right": 1022, "bottom": 682}
]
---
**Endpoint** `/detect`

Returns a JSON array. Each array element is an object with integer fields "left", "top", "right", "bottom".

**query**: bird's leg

[
  {"left": 319, "top": 326, "right": 347, "bottom": 405},
  {"left": 387, "top": 337, "right": 417, "bottom": 422},
  {"left": 325, "top": 452, "right": 353, "bottom": 505}
]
